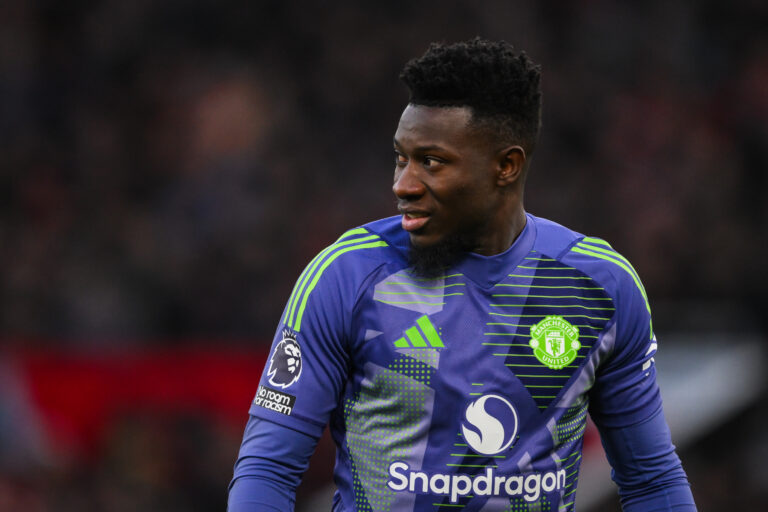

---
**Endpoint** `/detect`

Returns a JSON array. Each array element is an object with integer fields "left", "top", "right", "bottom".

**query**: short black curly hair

[{"left": 400, "top": 38, "right": 542, "bottom": 155}]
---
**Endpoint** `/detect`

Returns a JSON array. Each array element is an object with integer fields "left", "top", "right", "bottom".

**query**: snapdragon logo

[
  {"left": 387, "top": 463, "right": 566, "bottom": 503},
  {"left": 386, "top": 394, "right": 565, "bottom": 503},
  {"left": 461, "top": 394, "right": 518, "bottom": 455}
]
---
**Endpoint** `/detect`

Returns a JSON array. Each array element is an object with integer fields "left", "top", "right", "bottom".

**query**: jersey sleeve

[
  {"left": 584, "top": 245, "right": 662, "bottom": 428},
  {"left": 596, "top": 408, "right": 696, "bottom": 511},
  {"left": 248, "top": 229, "right": 388, "bottom": 439},
  {"left": 228, "top": 416, "right": 318, "bottom": 511}
]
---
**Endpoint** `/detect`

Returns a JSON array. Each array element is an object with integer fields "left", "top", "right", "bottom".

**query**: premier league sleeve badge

[{"left": 267, "top": 330, "right": 303, "bottom": 388}]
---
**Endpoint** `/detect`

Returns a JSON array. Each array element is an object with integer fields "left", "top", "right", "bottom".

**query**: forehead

[{"left": 394, "top": 104, "right": 476, "bottom": 149}]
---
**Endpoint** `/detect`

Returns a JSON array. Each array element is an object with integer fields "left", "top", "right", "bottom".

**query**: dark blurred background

[{"left": 0, "top": 0, "right": 766, "bottom": 510}]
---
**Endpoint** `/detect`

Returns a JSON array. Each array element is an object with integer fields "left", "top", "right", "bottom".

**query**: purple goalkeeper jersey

[{"left": 248, "top": 213, "right": 662, "bottom": 511}]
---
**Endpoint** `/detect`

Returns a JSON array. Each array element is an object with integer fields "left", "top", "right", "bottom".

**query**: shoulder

[
  {"left": 282, "top": 217, "right": 406, "bottom": 332},
  {"left": 530, "top": 215, "right": 648, "bottom": 304},
  {"left": 528, "top": 214, "right": 584, "bottom": 258},
  {"left": 304, "top": 215, "right": 403, "bottom": 261},
  {"left": 359, "top": 215, "right": 410, "bottom": 253},
  {"left": 530, "top": 214, "right": 654, "bottom": 342},
  {"left": 532, "top": 216, "right": 653, "bottom": 339},
  {"left": 297, "top": 216, "right": 406, "bottom": 290},
  {"left": 329, "top": 215, "right": 408, "bottom": 270}
]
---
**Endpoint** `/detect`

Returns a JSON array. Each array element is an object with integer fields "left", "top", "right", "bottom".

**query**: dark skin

[{"left": 393, "top": 104, "right": 528, "bottom": 256}]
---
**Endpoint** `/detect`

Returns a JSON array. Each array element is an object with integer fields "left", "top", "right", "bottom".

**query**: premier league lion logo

[{"left": 267, "top": 330, "right": 303, "bottom": 388}]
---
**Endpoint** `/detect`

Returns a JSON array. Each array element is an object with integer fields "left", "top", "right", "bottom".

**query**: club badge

[{"left": 529, "top": 316, "right": 580, "bottom": 370}]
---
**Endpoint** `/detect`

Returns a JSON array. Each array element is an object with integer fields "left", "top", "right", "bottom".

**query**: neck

[{"left": 473, "top": 203, "right": 527, "bottom": 256}]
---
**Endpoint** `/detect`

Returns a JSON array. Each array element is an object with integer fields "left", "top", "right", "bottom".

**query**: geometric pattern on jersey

[
  {"left": 554, "top": 401, "right": 590, "bottom": 510},
  {"left": 395, "top": 347, "right": 441, "bottom": 369},
  {"left": 283, "top": 227, "right": 388, "bottom": 331},
  {"left": 344, "top": 353, "right": 439, "bottom": 511},
  {"left": 484, "top": 251, "right": 615, "bottom": 410},
  {"left": 374, "top": 270, "right": 466, "bottom": 315},
  {"left": 506, "top": 496, "right": 553, "bottom": 512},
  {"left": 570, "top": 236, "right": 653, "bottom": 339}
]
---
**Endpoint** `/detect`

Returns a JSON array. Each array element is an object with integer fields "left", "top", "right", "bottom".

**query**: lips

[{"left": 401, "top": 211, "right": 430, "bottom": 232}]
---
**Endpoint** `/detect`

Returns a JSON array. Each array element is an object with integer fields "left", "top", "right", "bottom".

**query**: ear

[{"left": 496, "top": 146, "right": 526, "bottom": 187}]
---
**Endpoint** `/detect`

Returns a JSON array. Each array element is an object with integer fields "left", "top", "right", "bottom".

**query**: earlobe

[{"left": 497, "top": 146, "right": 526, "bottom": 186}]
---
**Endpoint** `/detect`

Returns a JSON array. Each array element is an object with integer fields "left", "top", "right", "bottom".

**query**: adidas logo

[{"left": 393, "top": 315, "right": 444, "bottom": 348}]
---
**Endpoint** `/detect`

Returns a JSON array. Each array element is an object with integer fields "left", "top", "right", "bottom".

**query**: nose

[{"left": 393, "top": 162, "right": 425, "bottom": 200}]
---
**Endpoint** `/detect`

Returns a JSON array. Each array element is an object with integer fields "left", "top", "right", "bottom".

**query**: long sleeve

[
  {"left": 228, "top": 416, "right": 319, "bottom": 512},
  {"left": 596, "top": 406, "right": 696, "bottom": 511},
  {"left": 576, "top": 237, "right": 696, "bottom": 510},
  {"left": 230, "top": 228, "right": 389, "bottom": 511}
]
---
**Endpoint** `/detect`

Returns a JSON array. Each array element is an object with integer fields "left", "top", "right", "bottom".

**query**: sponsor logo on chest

[{"left": 386, "top": 394, "right": 565, "bottom": 503}]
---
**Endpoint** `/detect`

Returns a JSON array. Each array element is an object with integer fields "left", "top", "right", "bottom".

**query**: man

[{"left": 229, "top": 39, "right": 696, "bottom": 511}]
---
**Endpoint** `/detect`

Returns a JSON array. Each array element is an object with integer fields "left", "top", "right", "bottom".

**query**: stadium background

[{"left": 1, "top": 0, "right": 766, "bottom": 510}]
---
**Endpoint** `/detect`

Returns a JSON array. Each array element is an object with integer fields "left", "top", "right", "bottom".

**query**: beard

[{"left": 408, "top": 232, "right": 475, "bottom": 279}]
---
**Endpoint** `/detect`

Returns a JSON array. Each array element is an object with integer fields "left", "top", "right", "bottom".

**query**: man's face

[{"left": 393, "top": 104, "right": 501, "bottom": 254}]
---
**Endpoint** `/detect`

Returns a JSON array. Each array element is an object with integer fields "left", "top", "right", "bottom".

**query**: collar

[{"left": 453, "top": 213, "right": 537, "bottom": 289}]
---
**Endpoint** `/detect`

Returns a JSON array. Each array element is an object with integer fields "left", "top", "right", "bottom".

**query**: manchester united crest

[{"left": 529, "top": 316, "right": 580, "bottom": 370}]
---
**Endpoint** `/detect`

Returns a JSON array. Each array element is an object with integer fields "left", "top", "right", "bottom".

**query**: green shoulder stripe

[
  {"left": 286, "top": 233, "right": 371, "bottom": 326},
  {"left": 285, "top": 229, "right": 380, "bottom": 328},
  {"left": 335, "top": 227, "right": 369, "bottom": 242},
  {"left": 575, "top": 241, "right": 647, "bottom": 298},
  {"left": 292, "top": 239, "right": 388, "bottom": 331},
  {"left": 570, "top": 243, "right": 653, "bottom": 339},
  {"left": 581, "top": 236, "right": 613, "bottom": 248}
]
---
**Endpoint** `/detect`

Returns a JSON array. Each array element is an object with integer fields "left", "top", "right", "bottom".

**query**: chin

[
  {"left": 407, "top": 231, "right": 472, "bottom": 278},
  {"left": 407, "top": 231, "right": 443, "bottom": 249}
]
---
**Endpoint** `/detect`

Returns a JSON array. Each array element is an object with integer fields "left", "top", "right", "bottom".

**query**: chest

[{"left": 351, "top": 267, "right": 614, "bottom": 416}]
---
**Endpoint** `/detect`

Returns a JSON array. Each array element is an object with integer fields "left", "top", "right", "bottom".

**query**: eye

[
  {"left": 394, "top": 151, "right": 407, "bottom": 167},
  {"left": 422, "top": 156, "right": 443, "bottom": 169}
]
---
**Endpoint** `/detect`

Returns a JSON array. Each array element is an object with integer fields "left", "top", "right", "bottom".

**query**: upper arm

[
  {"left": 249, "top": 229, "right": 389, "bottom": 438},
  {"left": 587, "top": 253, "right": 660, "bottom": 428},
  {"left": 229, "top": 416, "right": 320, "bottom": 512},
  {"left": 574, "top": 241, "right": 696, "bottom": 509}
]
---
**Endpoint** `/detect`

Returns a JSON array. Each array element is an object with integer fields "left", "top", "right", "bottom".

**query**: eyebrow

[{"left": 393, "top": 138, "right": 447, "bottom": 153}]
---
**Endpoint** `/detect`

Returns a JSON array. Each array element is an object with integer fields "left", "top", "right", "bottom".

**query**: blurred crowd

[
  {"left": 0, "top": 0, "right": 766, "bottom": 510},
  {"left": 0, "top": 412, "right": 241, "bottom": 511},
  {"left": 1, "top": 0, "right": 764, "bottom": 342}
]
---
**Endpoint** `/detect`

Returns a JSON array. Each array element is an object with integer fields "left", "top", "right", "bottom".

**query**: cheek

[
  {"left": 450, "top": 179, "right": 494, "bottom": 207},
  {"left": 440, "top": 187, "right": 491, "bottom": 227},
  {"left": 428, "top": 165, "right": 496, "bottom": 218},
  {"left": 457, "top": 185, "right": 500, "bottom": 228}
]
